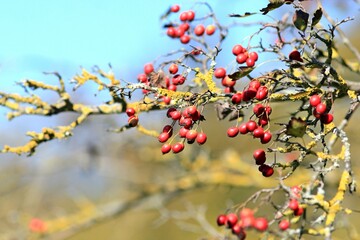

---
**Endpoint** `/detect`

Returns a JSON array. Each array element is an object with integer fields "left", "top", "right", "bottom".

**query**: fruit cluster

[
  {"left": 165, "top": 4, "right": 217, "bottom": 45},
  {"left": 159, "top": 105, "right": 207, "bottom": 154},
  {"left": 309, "top": 94, "right": 333, "bottom": 124},
  {"left": 216, "top": 208, "right": 270, "bottom": 240},
  {"left": 126, "top": 107, "right": 139, "bottom": 127},
  {"left": 233, "top": 44, "right": 259, "bottom": 67}
]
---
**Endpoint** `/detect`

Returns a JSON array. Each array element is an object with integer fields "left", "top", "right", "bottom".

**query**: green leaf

[
  {"left": 311, "top": 8, "right": 322, "bottom": 29},
  {"left": 286, "top": 117, "right": 307, "bottom": 137},
  {"left": 228, "top": 66, "right": 255, "bottom": 80},
  {"left": 293, "top": 10, "right": 309, "bottom": 32},
  {"left": 229, "top": 12, "right": 257, "bottom": 18},
  {"left": 260, "top": 0, "right": 285, "bottom": 15}
]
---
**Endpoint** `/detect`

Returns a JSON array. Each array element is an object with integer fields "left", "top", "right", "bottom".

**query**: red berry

[
  {"left": 163, "top": 96, "right": 171, "bottom": 105},
  {"left": 186, "top": 129, "right": 198, "bottom": 141},
  {"left": 221, "top": 76, "right": 236, "bottom": 87},
  {"left": 239, "top": 123, "right": 248, "bottom": 134},
  {"left": 217, "top": 214, "right": 227, "bottom": 226},
  {"left": 166, "top": 27, "right": 177, "bottom": 38},
  {"left": 172, "top": 142, "right": 184, "bottom": 153},
  {"left": 179, "top": 127, "right": 189, "bottom": 138},
  {"left": 194, "top": 24, "right": 205, "bottom": 36},
  {"left": 224, "top": 86, "right": 235, "bottom": 93},
  {"left": 168, "top": 84, "right": 177, "bottom": 91},
  {"left": 249, "top": 80, "right": 261, "bottom": 90},
  {"left": 253, "top": 103, "right": 265, "bottom": 117},
  {"left": 246, "top": 120, "right": 257, "bottom": 132},
  {"left": 265, "top": 106, "right": 272, "bottom": 115},
  {"left": 289, "top": 50, "right": 303, "bottom": 62},
  {"left": 158, "top": 132, "right": 170, "bottom": 143},
  {"left": 242, "top": 215, "right": 255, "bottom": 228},
  {"left": 258, "top": 115, "right": 269, "bottom": 126},
  {"left": 231, "top": 223, "right": 244, "bottom": 235},
  {"left": 313, "top": 108, "right": 321, "bottom": 118},
  {"left": 126, "top": 107, "right": 136, "bottom": 117},
  {"left": 227, "top": 127, "right": 239, "bottom": 138},
  {"left": 236, "top": 53, "right": 248, "bottom": 64},
  {"left": 320, "top": 113, "right": 333, "bottom": 124},
  {"left": 167, "top": 108, "right": 177, "bottom": 118},
  {"left": 246, "top": 58, "right": 255, "bottom": 67},
  {"left": 175, "top": 27, "right": 185, "bottom": 37},
  {"left": 226, "top": 213, "right": 238, "bottom": 227},
  {"left": 239, "top": 208, "right": 254, "bottom": 219},
  {"left": 205, "top": 25, "right": 216, "bottom": 35},
  {"left": 288, "top": 199, "right": 299, "bottom": 211},
  {"left": 186, "top": 106, "right": 197, "bottom": 116},
  {"left": 170, "top": 110, "right": 181, "bottom": 120},
  {"left": 232, "top": 44, "right": 244, "bottom": 56},
  {"left": 162, "top": 125, "right": 173, "bottom": 136},
  {"left": 137, "top": 73, "right": 148, "bottom": 83},
  {"left": 315, "top": 103, "right": 327, "bottom": 115},
  {"left": 242, "top": 88, "right": 257, "bottom": 101},
  {"left": 255, "top": 86, "right": 268, "bottom": 101},
  {"left": 179, "top": 23, "right": 190, "bottom": 31},
  {"left": 170, "top": 4, "right": 180, "bottom": 12},
  {"left": 261, "top": 131, "right": 272, "bottom": 144},
  {"left": 179, "top": 117, "right": 193, "bottom": 128},
  {"left": 248, "top": 52, "right": 258, "bottom": 61},
  {"left": 128, "top": 115, "right": 139, "bottom": 127},
  {"left": 186, "top": 10, "right": 195, "bottom": 21},
  {"left": 179, "top": 11, "right": 188, "bottom": 21},
  {"left": 180, "top": 34, "right": 190, "bottom": 44},
  {"left": 253, "top": 217, "right": 268, "bottom": 232},
  {"left": 144, "top": 63, "right": 154, "bottom": 75},
  {"left": 294, "top": 207, "right": 304, "bottom": 216},
  {"left": 309, "top": 94, "right": 321, "bottom": 107},
  {"left": 253, "top": 149, "right": 266, "bottom": 165},
  {"left": 231, "top": 92, "right": 243, "bottom": 104},
  {"left": 196, "top": 132, "right": 207, "bottom": 145},
  {"left": 262, "top": 165, "right": 274, "bottom": 177},
  {"left": 279, "top": 219, "right": 290, "bottom": 231},
  {"left": 214, "top": 67, "right": 226, "bottom": 79},
  {"left": 161, "top": 143, "right": 172, "bottom": 154},
  {"left": 169, "top": 64, "right": 179, "bottom": 74},
  {"left": 253, "top": 127, "right": 264, "bottom": 138}
]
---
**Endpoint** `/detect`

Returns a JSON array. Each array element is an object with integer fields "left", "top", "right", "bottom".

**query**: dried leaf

[
  {"left": 228, "top": 110, "right": 244, "bottom": 121},
  {"left": 229, "top": 12, "right": 257, "bottom": 18},
  {"left": 293, "top": 10, "right": 309, "bottom": 32},
  {"left": 286, "top": 117, "right": 307, "bottom": 137},
  {"left": 228, "top": 66, "right": 255, "bottom": 81},
  {"left": 260, "top": 0, "right": 285, "bottom": 15},
  {"left": 215, "top": 102, "right": 232, "bottom": 120},
  {"left": 160, "top": 7, "right": 172, "bottom": 20},
  {"left": 311, "top": 8, "right": 322, "bottom": 29},
  {"left": 148, "top": 70, "right": 166, "bottom": 88}
]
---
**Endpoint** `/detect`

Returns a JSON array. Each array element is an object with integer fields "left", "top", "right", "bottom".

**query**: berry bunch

[
  {"left": 126, "top": 107, "right": 138, "bottom": 127},
  {"left": 232, "top": 44, "right": 259, "bottom": 67},
  {"left": 309, "top": 94, "right": 334, "bottom": 124},
  {"left": 160, "top": 105, "right": 207, "bottom": 154}
]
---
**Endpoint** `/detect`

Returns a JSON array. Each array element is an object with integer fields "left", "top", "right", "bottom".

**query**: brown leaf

[
  {"left": 148, "top": 70, "right": 166, "bottom": 88},
  {"left": 260, "top": 0, "right": 285, "bottom": 15},
  {"left": 228, "top": 66, "right": 255, "bottom": 81},
  {"left": 311, "top": 8, "right": 322, "bottom": 29},
  {"left": 229, "top": 12, "right": 257, "bottom": 18}
]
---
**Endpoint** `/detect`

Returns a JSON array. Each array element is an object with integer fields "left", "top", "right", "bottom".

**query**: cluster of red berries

[
  {"left": 287, "top": 186, "right": 304, "bottom": 216},
  {"left": 232, "top": 44, "right": 259, "bottom": 67},
  {"left": 126, "top": 107, "right": 139, "bottom": 127},
  {"left": 166, "top": 5, "right": 216, "bottom": 44},
  {"left": 159, "top": 105, "right": 207, "bottom": 154},
  {"left": 253, "top": 149, "right": 274, "bottom": 177},
  {"left": 309, "top": 94, "right": 333, "bottom": 124},
  {"left": 230, "top": 79, "right": 269, "bottom": 104},
  {"left": 216, "top": 208, "right": 269, "bottom": 239}
]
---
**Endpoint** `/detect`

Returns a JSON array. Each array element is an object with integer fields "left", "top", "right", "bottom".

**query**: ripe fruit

[
  {"left": 253, "top": 149, "right": 266, "bottom": 165},
  {"left": 163, "top": 96, "right": 171, "bottom": 105},
  {"left": 179, "top": 127, "right": 189, "bottom": 138},
  {"left": 231, "top": 92, "right": 242, "bottom": 104},
  {"left": 288, "top": 199, "right": 299, "bottom": 211},
  {"left": 246, "top": 58, "right": 255, "bottom": 67},
  {"left": 261, "top": 165, "right": 274, "bottom": 177},
  {"left": 194, "top": 24, "right": 205, "bottom": 36},
  {"left": 246, "top": 120, "right": 257, "bottom": 132},
  {"left": 253, "top": 217, "right": 268, "bottom": 232},
  {"left": 214, "top": 67, "right": 226, "bottom": 79},
  {"left": 179, "top": 11, "right": 188, "bottom": 21},
  {"left": 261, "top": 131, "right": 272, "bottom": 144},
  {"left": 289, "top": 50, "right": 303, "bottom": 62},
  {"left": 242, "top": 88, "right": 257, "bottom": 101},
  {"left": 175, "top": 27, "right": 185, "bottom": 37},
  {"left": 169, "top": 64, "right": 179, "bottom": 74},
  {"left": 186, "top": 10, "right": 195, "bottom": 21},
  {"left": 137, "top": 73, "right": 148, "bottom": 83},
  {"left": 180, "top": 34, "right": 191, "bottom": 44},
  {"left": 236, "top": 53, "right": 248, "bottom": 64},
  {"left": 255, "top": 86, "right": 268, "bottom": 101},
  {"left": 226, "top": 213, "right": 238, "bottom": 227},
  {"left": 186, "top": 129, "right": 198, "bottom": 141},
  {"left": 144, "top": 63, "right": 154, "bottom": 75},
  {"left": 179, "top": 23, "right": 190, "bottom": 31},
  {"left": 320, "top": 113, "right": 333, "bottom": 124},
  {"left": 253, "top": 103, "right": 265, "bottom": 117},
  {"left": 158, "top": 132, "right": 170, "bottom": 143},
  {"left": 205, "top": 25, "right": 216, "bottom": 35},
  {"left": 217, "top": 214, "right": 227, "bottom": 226},
  {"left": 161, "top": 143, "right": 172, "bottom": 154},
  {"left": 126, "top": 107, "right": 136, "bottom": 117},
  {"left": 196, "top": 132, "right": 207, "bottom": 145},
  {"left": 294, "top": 207, "right": 304, "bottom": 216},
  {"left": 172, "top": 142, "right": 184, "bottom": 153},
  {"left": 221, "top": 76, "right": 236, "bottom": 87},
  {"left": 227, "top": 127, "right": 239, "bottom": 138},
  {"left": 239, "top": 123, "right": 248, "bottom": 134},
  {"left": 231, "top": 223, "right": 243, "bottom": 235},
  {"left": 232, "top": 44, "right": 244, "bottom": 56},
  {"left": 249, "top": 80, "right": 261, "bottom": 90},
  {"left": 253, "top": 127, "right": 264, "bottom": 138},
  {"left": 309, "top": 94, "right": 321, "bottom": 107},
  {"left": 315, "top": 103, "right": 327, "bottom": 115},
  {"left": 279, "top": 219, "right": 290, "bottom": 231},
  {"left": 170, "top": 4, "right": 180, "bottom": 12},
  {"left": 248, "top": 52, "right": 258, "bottom": 61}
]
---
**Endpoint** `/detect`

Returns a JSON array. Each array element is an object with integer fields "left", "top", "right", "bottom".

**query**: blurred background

[{"left": 0, "top": 0, "right": 359, "bottom": 239}]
